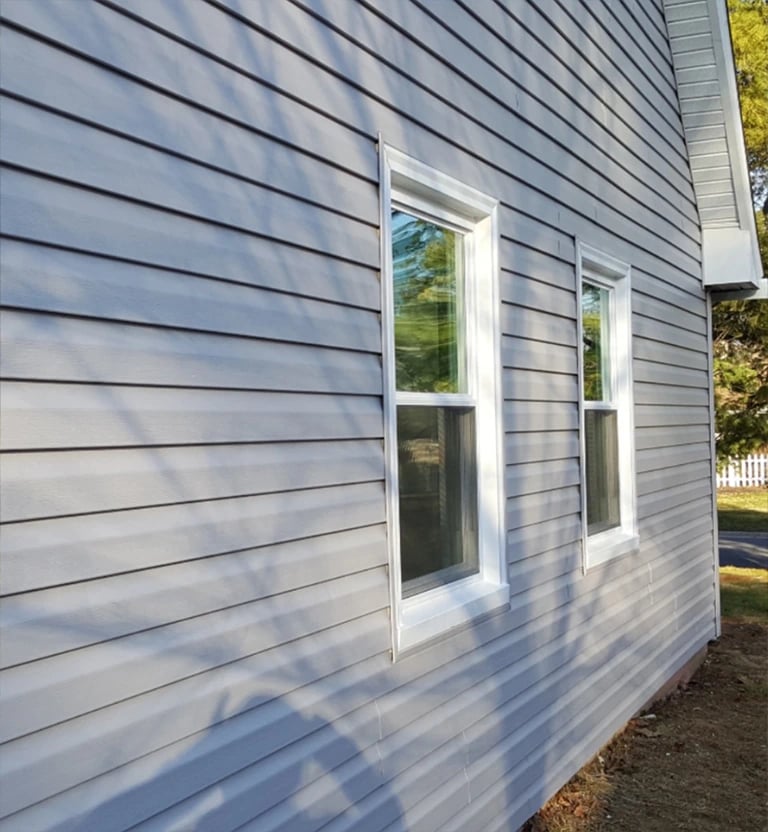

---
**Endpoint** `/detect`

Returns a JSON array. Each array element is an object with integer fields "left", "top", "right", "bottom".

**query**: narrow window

[
  {"left": 578, "top": 244, "right": 638, "bottom": 568},
  {"left": 393, "top": 212, "right": 478, "bottom": 594},
  {"left": 380, "top": 144, "right": 508, "bottom": 655}
]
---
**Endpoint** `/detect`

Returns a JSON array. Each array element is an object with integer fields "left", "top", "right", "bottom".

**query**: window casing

[
  {"left": 577, "top": 243, "right": 638, "bottom": 568},
  {"left": 380, "top": 143, "right": 508, "bottom": 656}
]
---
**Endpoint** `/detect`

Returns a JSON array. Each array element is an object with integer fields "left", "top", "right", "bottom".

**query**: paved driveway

[{"left": 719, "top": 532, "right": 768, "bottom": 569}]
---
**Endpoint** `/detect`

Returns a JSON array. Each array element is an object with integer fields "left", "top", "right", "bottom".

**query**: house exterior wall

[{"left": 0, "top": 2, "right": 718, "bottom": 830}]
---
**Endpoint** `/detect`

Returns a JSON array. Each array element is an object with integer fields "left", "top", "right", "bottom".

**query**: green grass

[
  {"left": 720, "top": 566, "right": 768, "bottom": 623},
  {"left": 717, "top": 487, "right": 768, "bottom": 531}
]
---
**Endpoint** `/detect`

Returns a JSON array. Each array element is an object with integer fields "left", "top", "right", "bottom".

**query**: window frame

[
  {"left": 576, "top": 242, "right": 639, "bottom": 570},
  {"left": 380, "top": 142, "right": 508, "bottom": 657}
]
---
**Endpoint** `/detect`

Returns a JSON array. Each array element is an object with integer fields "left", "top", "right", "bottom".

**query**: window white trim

[
  {"left": 576, "top": 242, "right": 639, "bottom": 570},
  {"left": 379, "top": 140, "right": 508, "bottom": 657}
]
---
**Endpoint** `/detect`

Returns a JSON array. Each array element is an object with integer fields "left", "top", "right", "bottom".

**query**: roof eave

[
  {"left": 664, "top": 0, "right": 763, "bottom": 291},
  {"left": 703, "top": 0, "right": 762, "bottom": 289}
]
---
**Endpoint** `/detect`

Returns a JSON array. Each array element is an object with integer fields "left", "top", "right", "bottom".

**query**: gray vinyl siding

[{"left": 0, "top": 1, "right": 717, "bottom": 831}]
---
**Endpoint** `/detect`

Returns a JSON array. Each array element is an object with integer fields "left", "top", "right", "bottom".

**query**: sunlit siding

[{"left": 0, "top": 1, "right": 716, "bottom": 830}]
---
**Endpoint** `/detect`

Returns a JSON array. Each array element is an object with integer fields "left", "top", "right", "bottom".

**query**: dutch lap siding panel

[{"left": 0, "top": 1, "right": 745, "bottom": 830}]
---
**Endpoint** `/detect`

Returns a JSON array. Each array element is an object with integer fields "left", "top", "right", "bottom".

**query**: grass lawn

[
  {"left": 717, "top": 487, "right": 768, "bottom": 531},
  {"left": 720, "top": 566, "right": 768, "bottom": 622}
]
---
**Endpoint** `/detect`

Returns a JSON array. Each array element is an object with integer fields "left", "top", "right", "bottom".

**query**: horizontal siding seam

[
  {"left": 452, "top": 600, "right": 713, "bottom": 821},
  {"left": 540, "top": 0, "right": 687, "bottom": 158},
  {"left": 2, "top": 15, "right": 704, "bottom": 279},
  {"left": 0, "top": 307, "right": 384, "bottom": 356},
  {"left": 0, "top": 87, "right": 380, "bottom": 220},
  {"left": 54, "top": 540, "right": 708, "bottom": 808},
  {"left": 446, "top": 610, "right": 714, "bottom": 832},
  {"left": 298, "top": 0, "right": 697, "bottom": 228},
  {"left": 0, "top": 376, "right": 385, "bottom": 400},
  {"left": 40, "top": 532, "right": 704, "bottom": 792},
  {"left": 1, "top": 572, "right": 389, "bottom": 679},
  {"left": 0, "top": 78, "right": 378, "bottom": 185},
  {"left": 320, "top": 592, "right": 712, "bottom": 832},
  {"left": 482, "top": 0, "right": 684, "bottom": 155},
  {"left": 0, "top": 162, "right": 380, "bottom": 268},
  {"left": 94, "top": 0, "right": 703, "bottom": 267},
  {"left": 0, "top": 236, "right": 381, "bottom": 313},
  {"left": 0, "top": 511, "right": 388, "bottom": 597},
  {"left": 324, "top": 582, "right": 714, "bottom": 832},
  {"left": 0, "top": 477, "right": 386, "bottom": 530}
]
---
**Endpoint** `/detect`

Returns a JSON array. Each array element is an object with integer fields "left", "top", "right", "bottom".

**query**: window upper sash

[{"left": 391, "top": 210, "right": 467, "bottom": 396}]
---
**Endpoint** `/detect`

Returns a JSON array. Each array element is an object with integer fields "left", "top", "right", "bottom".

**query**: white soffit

[{"left": 663, "top": 0, "right": 762, "bottom": 289}]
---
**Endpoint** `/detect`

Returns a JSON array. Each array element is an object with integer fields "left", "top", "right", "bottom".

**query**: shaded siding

[{"left": 0, "top": 2, "right": 717, "bottom": 832}]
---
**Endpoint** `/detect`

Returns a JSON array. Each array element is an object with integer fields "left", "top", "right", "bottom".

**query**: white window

[
  {"left": 577, "top": 243, "right": 638, "bottom": 568},
  {"left": 379, "top": 143, "right": 508, "bottom": 656}
]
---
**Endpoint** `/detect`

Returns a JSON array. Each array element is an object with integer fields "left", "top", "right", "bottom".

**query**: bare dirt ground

[{"left": 522, "top": 616, "right": 768, "bottom": 832}]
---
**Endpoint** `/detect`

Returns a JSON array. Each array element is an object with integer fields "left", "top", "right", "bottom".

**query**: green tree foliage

[
  {"left": 713, "top": 301, "right": 768, "bottom": 462},
  {"left": 392, "top": 213, "right": 460, "bottom": 393},
  {"left": 712, "top": 3, "right": 768, "bottom": 466},
  {"left": 581, "top": 284, "right": 606, "bottom": 402},
  {"left": 728, "top": 0, "right": 768, "bottom": 202}
]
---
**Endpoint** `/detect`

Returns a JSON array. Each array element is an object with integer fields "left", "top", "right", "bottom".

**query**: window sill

[
  {"left": 585, "top": 529, "right": 640, "bottom": 569},
  {"left": 397, "top": 576, "right": 510, "bottom": 655}
]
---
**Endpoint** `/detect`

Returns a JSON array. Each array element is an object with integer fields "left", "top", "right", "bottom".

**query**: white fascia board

[
  {"left": 703, "top": 0, "right": 762, "bottom": 288},
  {"left": 710, "top": 276, "right": 768, "bottom": 301}
]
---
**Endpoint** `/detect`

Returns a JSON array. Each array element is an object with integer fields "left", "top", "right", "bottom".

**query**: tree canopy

[
  {"left": 713, "top": 301, "right": 768, "bottom": 462},
  {"left": 728, "top": 0, "right": 768, "bottom": 204},
  {"left": 391, "top": 212, "right": 461, "bottom": 394}
]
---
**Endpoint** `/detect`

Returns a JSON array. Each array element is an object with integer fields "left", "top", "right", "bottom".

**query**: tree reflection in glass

[
  {"left": 392, "top": 211, "right": 463, "bottom": 393},
  {"left": 582, "top": 282, "right": 610, "bottom": 402}
]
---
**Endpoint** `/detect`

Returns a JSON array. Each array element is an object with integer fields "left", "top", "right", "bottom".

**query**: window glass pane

[
  {"left": 397, "top": 405, "right": 478, "bottom": 594},
  {"left": 392, "top": 211, "right": 463, "bottom": 393},
  {"left": 585, "top": 409, "right": 621, "bottom": 535},
  {"left": 582, "top": 282, "right": 611, "bottom": 402}
]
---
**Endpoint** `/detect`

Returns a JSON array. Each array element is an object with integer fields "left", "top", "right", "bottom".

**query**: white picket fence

[{"left": 717, "top": 454, "right": 768, "bottom": 488}]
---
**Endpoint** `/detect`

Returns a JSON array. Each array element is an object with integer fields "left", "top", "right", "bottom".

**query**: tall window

[
  {"left": 393, "top": 212, "right": 478, "bottom": 593},
  {"left": 577, "top": 244, "right": 638, "bottom": 568},
  {"left": 380, "top": 144, "right": 507, "bottom": 656}
]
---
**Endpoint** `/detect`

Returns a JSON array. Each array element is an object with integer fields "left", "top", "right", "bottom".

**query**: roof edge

[
  {"left": 704, "top": 0, "right": 762, "bottom": 287},
  {"left": 710, "top": 276, "right": 768, "bottom": 301},
  {"left": 707, "top": 2, "right": 760, "bottom": 222},
  {"left": 663, "top": 0, "right": 763, "bottom": 289}
]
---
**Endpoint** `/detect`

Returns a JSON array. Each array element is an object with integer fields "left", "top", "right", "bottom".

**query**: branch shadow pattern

[{"left": 0, "top": 0, "right": 718, "bottom": 830}]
